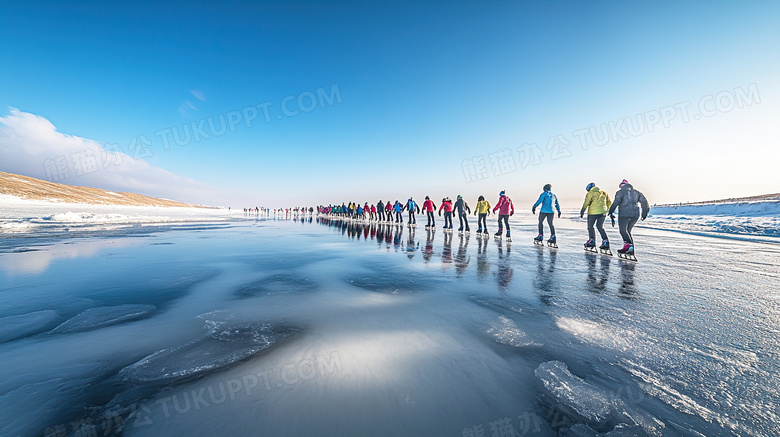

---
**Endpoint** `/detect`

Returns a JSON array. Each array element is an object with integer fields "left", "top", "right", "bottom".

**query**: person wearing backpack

[
  {"left": 532, "top": 184, "right": 561, "bottom": 245},
  {"left": 404, "top": 197, "right": 421, "bottom": 226},
  {"left": 377, "top": 200, "right": 385, "bottom": 222},
  {"left": 453, "top": 195, "right": 471, "bottom": 233},
  {"left": 608, "top": 179, "right": 650, "bottom": 256},
  {"left": 439, "top": 197, "right": 454, "bottom": 230}
]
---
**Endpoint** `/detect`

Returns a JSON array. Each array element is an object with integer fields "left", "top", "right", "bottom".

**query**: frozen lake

[{"left": 1, "top": 215, "right": 778, "bottom": 436}]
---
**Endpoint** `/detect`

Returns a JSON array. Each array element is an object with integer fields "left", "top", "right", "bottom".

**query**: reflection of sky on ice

[{"left": 0, "top": 217, "right": 778, "bottom": 436}]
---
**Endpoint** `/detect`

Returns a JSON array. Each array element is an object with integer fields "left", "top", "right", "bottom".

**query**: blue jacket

[{"left": 533, "top": 191, "right": 560, "bottom": 214}]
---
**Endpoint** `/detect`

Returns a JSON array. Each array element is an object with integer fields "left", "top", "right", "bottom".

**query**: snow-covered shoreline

[
  {"left": 0, "top": 195, "right": 239, "bottom": 234},
  {"left": 646, "top": 200, "right": 780, "bottom": 239}
]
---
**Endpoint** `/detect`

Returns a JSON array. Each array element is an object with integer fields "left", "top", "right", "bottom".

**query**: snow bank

[
  {"left": 647, "top": 201, "right": 780, "bottom": 238},
  {"left": 0, "top": 195, "right": 240, "bottom": 233},
  {"left": 651, "top": 201, "right": 780, "bottom": 217}
]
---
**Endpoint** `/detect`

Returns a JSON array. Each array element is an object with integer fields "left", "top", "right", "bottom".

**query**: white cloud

[
  {"left": 190, "top": 90, "right": 206, "bottom": 101},
  {"left": 0, "top": 108, "right": 215, "bottom": 204}
]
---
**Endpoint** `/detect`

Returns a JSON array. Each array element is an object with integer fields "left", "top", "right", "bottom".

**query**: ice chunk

[
  {"left": 120, "top": 320, "right": 297, "bottom": 382},
  {"left": 51, "top": 304, "right": 156, "bottom": 334},
  {"left": 535, "top": 361, "right": 664, "bottom": 435},
  {"left": 0, "top": 310, "right": 59, "bottom": 343},
  {"left": 535, "top": 361, "right": 612, "bottom": 422}
]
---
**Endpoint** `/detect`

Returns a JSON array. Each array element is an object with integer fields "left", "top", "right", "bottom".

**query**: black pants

[
  {"left": 444, "top": 211, "right": 452, "bottom": 228},
  {"left": 426, "top": 211, "right": 435, "bottom": 226},
  {"left": 587, "top": 214, "right": 608, "bottom": 241},
  {"left": 458, "top": 212, "right": 469, "bottom": 230},
  {"left": 538, "top": 212, "right": 555, "bottom": 235},
  {"left": 478, "top": 213, "right": 487, "bottom": 231},
  {"left": 618, "top": 216, "right": 638, "bottom": 244},
  {"left": 407, "top": 212, "right": 416, "bottom": 224},
  {"left": 395, "top": 211, "right": 403, "bottom": 222},
  {"left": 497, "top": 214, "right": 510, "bottom": 233},
  {"left": 378, "top": 210, "right": 385, "bottom": 221}
]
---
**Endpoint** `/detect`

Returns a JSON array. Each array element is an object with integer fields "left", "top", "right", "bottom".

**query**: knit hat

[
  {"left": 499, "top": 191, "right": 505, "bottom": 197},
  {"left": 457, "top": 195, "right": 462, "bottom": 199},
  {"left": 586, "top": 182, "right": 595, "bottom": 191},
  {"left": 619, "top": 179, "right": 629, "bottom": 188}
]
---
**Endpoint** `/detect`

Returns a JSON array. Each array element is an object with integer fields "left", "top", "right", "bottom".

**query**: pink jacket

[
  {"left": 439, "top": 200, "right": 453, "bottom": 213},
  {"left": 493, "top": 195, "right": 514, "bottom": 215}
]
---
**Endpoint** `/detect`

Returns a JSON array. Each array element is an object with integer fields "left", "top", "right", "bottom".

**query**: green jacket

[{"left": 581, "top": 187, "right": 612, "bottom": 215}]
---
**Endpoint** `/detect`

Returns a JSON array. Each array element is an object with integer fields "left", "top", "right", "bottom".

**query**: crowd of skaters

[{"left": 317, "top": 179, "right": 649, "bottom": 256}]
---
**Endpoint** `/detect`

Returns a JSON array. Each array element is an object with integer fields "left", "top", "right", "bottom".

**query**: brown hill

[{"left": 0, "top": 171, "right": 197, "bottom": 207}]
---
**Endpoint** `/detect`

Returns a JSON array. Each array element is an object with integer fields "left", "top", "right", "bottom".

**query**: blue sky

[{"left": 1, "top": 1, "right": 778, "bottom": 208}]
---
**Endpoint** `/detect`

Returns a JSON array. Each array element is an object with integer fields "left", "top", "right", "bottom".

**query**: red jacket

[
  {"left": 439, "top": 200, "right": 453, "bottom": 213},
  {"left": 385, "top": 203, "right": 393, "bottom": 211},
  {"left": 493, "top": 195, "right": 514, "bottom": 215},
  {"left": 422, "top": 199, "right": 436, "bottom": 212}
]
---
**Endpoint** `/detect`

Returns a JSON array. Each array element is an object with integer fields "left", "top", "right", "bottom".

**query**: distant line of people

[{"left": 318, "top": 179, "right": 649, "bottom": 255}]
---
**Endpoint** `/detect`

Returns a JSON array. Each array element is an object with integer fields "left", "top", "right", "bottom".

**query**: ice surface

[
  {"left": 1, "top": 214, "right": 779, "bottom": 436},
  {"left": 0, "top": 310, "right": 59, "bottom": 342},
  {"left": 234, "top": 274, "right": 318, "bottom": 297},
  {"left": 51, "top": 304, "right": 157, "bottom": 333}
]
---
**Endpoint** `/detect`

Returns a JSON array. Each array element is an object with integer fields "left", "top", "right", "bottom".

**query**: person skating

[
  {"left": 453, "top": 195, "right": 471, "bottom": 233},
  {"left": 404, "top": 197, "right": 421, "bottom": 226},
  {"left": 370, "top": 203, "right": 377, "bottom": 221},
  {"left": 377, "top": 200, "right": 385, "bottom": 222},
  {"left": 580, "top": 182, "right": 612, "bottom": 250},
  {"left": 393, "top": 200, "right": 403, "bottom": 223},
  {"left": 385, "top": 201, "right": 394, "bottom": 222},
  {"left": 439, "top": 197, "right": 454, "bottom": 230},
  {"left": 532, "top": 184, "right": 561, "bottom": 245},
  {"left": 474, "top": 195, "right": 491, "bottom": 236},
  {"left": 422, "top": 196, "right": 437, "bottom": 228},
  {"left": 492, "top": 191, "right": 514, "bottom": 240},
  {"left": 607, "top": 179, "right": 650, "bottom": 257}
]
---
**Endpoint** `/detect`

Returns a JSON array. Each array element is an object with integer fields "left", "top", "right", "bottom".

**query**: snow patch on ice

[
  {"left": 555, "top": 317, "right": 640, "bottom": 353},
  {"left": 486, "top": 316, "right": 539, "bottom": 347}
]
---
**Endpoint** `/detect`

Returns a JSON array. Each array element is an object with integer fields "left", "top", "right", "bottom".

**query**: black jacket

[{"left": 608, "top": 184, "right": 649, "bottom": 219}]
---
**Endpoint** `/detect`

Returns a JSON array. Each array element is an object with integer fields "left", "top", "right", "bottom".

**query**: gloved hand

[
  {"left": 532, "top": 207, "right": 536, "bottom": 215},
  {"left": 510, "top": 212, "right": 514, "bottom": 216},
  {"left": 610, "top": 215, "right": 615, "bottom": 227},
  {"left": 580, "top": 210, "right": 585, "bottom": 219},
  {"left": 641, "top": 214, "right": 647, "bottom": 221},
  {"left": 438, "top": 211, "right": 441, "bottom": 216},
  {"left": 558, "top": 211, "right": 561, "bottom": 218}
]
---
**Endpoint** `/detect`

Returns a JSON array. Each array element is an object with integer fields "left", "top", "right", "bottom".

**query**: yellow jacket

[
  {"left": 581, "top": 187, "right": 612, "bottom": 215},
  {"left": 475, "top": 200, "right": 491, "bottom": 214}
]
